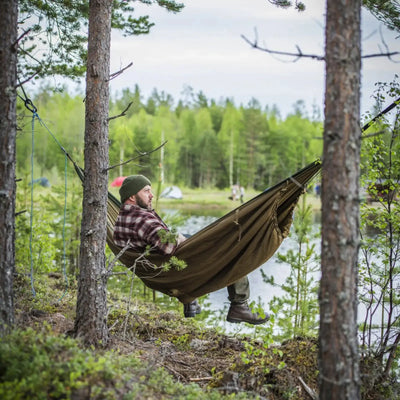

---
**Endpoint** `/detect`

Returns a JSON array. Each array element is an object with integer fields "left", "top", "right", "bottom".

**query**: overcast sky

[{"left": 108, "top": 0, "right": 399, "bottom": 119}]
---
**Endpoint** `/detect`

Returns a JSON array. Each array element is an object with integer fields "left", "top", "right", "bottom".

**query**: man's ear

[{"left": 127, "top": 195, "right": 136, "bottom": 204}]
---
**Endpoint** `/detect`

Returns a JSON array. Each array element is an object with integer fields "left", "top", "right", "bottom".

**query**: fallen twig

[
  {"left": 189, "top": 376, "right": 213, "bottom": 382},
  {"left": 298, "top": 376, "right": 318, "bottom": 400}
]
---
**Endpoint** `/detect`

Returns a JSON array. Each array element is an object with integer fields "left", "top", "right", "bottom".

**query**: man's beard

[{"left": 135, "top": 194, "right": 151, "bottom": 210}]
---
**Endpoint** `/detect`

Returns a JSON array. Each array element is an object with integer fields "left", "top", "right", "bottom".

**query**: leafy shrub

[{"left": 0, "top": 327, "right": 248, "bottom": 400}]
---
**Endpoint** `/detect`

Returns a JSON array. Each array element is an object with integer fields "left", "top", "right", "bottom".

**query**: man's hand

[{"left": 177, "top": 233, "right": 187, "bottom": 245}]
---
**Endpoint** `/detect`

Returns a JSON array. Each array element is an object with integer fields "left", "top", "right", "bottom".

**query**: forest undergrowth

[
  {"left": 1, "top": 271, "right": 322, "bottom": 400},
  {"left": 1, "top": 269, "right": 397, "bottom": 400}
]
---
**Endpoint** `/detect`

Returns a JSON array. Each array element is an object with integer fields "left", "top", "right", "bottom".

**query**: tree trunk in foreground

[
  {"left": 74, "top": 0, "right": 112, "bottom": 347},
  {"left": 319, "top": 0, "right": 361, "bottom": 398},
  {"left": 0, "top": 0, "right": 18, "bottom": 336}
]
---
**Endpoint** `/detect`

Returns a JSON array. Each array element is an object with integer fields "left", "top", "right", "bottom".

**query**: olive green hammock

[{"left": 105, "top": 160, "right": 321, "bottom": 304}]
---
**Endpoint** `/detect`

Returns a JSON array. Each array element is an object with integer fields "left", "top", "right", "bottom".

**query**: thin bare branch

[
  {"left": 241, "top": 33, "right": 324, "bottom": 61},
  {"left": 362, "top": 51, "right": 400, "bottom": 60},
  {"left": 15, "top": 210, "right": 27, "bottom": 217},
  {"left": 108, "top": 61, "right": 133, "bottom": 82},
  {"left": 13, "top": 28, "right": 31, "bottom": 48},
  {"left": 105, "top": 141, "right": 168, "bottom": 172},
  {"left": 18, "top": 46, "right": 44, "bottom": 67},
  {"left": 108, "top": 101, "right": 133, "bottom": 121},
  {"left": 82, "top": 62, "right": 134, "bottom": 103},
  {"left": 16, "top": 72, "right": 41, "bottom": 88},
  {"left": 298, "top": 376, "right": 318, "bottom": 400},
  {"left": 105, "top": 240, "right": 132, "bottom": 278},
  {"left": 242, "top": 27, "right": 399, "bottom": 62}
]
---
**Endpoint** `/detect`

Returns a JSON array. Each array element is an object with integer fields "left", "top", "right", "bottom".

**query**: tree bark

[
  {"left": 319, "top": 0, "right": 361, "bottom": 399},
  {"left": 0, "top": 0, "right": 18, "bottom": 336},
  {"left": 74, "top": 0, "right": 112, "bottom": 347}
]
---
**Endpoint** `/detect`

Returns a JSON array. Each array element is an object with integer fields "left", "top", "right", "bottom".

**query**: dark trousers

[{"left": 227, "top": 275, "right": 250, "bottom": 304}]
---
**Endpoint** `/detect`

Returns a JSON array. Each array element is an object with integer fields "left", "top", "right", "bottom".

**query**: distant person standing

[
  {"left": 240, "top": 186, "right": 245, "bottom": 203},
  {"left": 230, "top": 184, "right": 238, "bottom": 201}
]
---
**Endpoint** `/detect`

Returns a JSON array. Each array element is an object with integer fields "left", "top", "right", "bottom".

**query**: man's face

[{"left": 135, "top": 185, "right": 153, "bottom": 209}]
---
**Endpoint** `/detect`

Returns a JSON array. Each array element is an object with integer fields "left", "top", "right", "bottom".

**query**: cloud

[{"left": 109, "top": 0, "right": 399, "bottom": 117}]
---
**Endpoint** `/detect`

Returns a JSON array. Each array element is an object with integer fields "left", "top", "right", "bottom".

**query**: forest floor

[
  {"left": 8, "top": 272, "right": 397, "bottom": 400},
  {"left": 11, "top": 273, "right": 323, "bottom": 400}
]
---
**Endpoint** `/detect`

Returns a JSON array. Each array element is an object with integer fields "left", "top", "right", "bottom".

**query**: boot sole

[{"left": 226, "top": 316, "right": 269, "bottom": 325}]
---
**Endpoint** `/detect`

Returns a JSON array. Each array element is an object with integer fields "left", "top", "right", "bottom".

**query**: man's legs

[
  {"left": 227, "top": 276, "right": 250, "bottom": 304},
  {"left": 183, "top": 276, "right": 269, "bottom": 325},
  {"left": 226, "top": 276, "right": 269, "bottom": 325},
  {"left": 183, "top": 299, "right": 202, "bottom": 317}
]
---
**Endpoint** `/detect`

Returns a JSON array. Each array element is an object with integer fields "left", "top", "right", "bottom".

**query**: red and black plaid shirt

[{"left": 113, "top": 203, "right": 177, "bottom": 255}]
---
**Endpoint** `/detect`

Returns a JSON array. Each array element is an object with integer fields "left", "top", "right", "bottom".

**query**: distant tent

[
  {"left": 111, "top": 176, "right": 126, "bottom": 187},
  {"left": 161, "top": 186, "right": 183, "bottom": 199},
  {"left": 30, "top": 177, "right": 51, "bottom": 187}
]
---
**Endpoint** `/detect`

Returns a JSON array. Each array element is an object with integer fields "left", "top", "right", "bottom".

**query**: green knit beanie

[{"left": 119, "top": 175, "right": 151, "bottom": 204}]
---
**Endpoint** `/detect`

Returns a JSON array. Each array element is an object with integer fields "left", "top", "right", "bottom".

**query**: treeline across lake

[{"left": 16, "top": 85, "right": 323, "bottom": 190}]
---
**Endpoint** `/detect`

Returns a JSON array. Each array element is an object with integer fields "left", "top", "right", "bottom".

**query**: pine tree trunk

[
  {"left": 74, "top": 0, "right": 112, "bottom": 347},
  {"left": 319, "top": 0, "right": 361, "bottom": 398},
  {"left": 0, "top": 0, "right": 18, "bottom": 336}
]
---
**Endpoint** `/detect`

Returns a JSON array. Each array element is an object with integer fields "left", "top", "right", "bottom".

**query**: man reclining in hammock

[{"left": 113, "top": 175, "right": 270, "bottom": 325}]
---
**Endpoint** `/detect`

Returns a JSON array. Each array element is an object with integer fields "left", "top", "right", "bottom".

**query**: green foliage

[
  {"left": 17, "top": 0, "right": 184, "bottom": 81},
  {"left": 262, "top": 195, "right": 319, "bottom": 341},
  {"left": 362, "top": 0, "right": 400, "bottom": 32},
  {"left": 271, "top": 0, "right": 400, "bottom": 28},
  {"left": 359, "top": 78, "right": 400, "bottom": 382},
  {"left": 162, "top": 256, "right": 187, "bottom": 272},
  {"left": 268, "top": 1, "right": 306, "bottom": 12},
  {"left": 18, "top": 85, "right": 323, "bottom": 191},
  {"left": 15, "top": 177, "right": 83, "bottom": 280},
  {"left": 239, "top": 301, "right": 279, "bottom": 373},
  {"left": 0, "top": 327, "right": 245, "bottom": 400},
  {"left": 0, "top": 327, "right": 120, "bottom": 399}
]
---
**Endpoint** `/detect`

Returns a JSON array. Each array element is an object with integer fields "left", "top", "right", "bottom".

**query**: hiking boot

[
  {"left": 226, "top": 302, "right": 270, "bottom": 325},
  {"left": 183, "top": 300, "right": 202, "bottom": 318}
]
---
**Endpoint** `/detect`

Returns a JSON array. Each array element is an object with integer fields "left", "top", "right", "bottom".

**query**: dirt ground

[{"left": 16, "top": 297, "right": 319, "bottom": 400}]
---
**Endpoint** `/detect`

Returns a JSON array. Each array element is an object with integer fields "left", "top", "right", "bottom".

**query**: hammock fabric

[{"left": 106, "top": 160, "right": 321, "bottom": 303}]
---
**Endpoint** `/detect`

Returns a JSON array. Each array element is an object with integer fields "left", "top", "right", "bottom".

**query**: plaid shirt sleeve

[{"left": 113, "top": 204, "right": 177, "bottom": 255}]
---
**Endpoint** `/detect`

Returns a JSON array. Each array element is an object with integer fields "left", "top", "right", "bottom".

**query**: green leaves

[
  {"left": 17, "top": 0, "right": 184, "bottom": 80},
  {"left": 363, "top": 0, "right": 400, "bottom": 32},
  {"left": 264, "top": 194, "right": 320, "bottom": 341},
  {"left": 359, "top": 78, "right": 400, "bottom": 378},
  {"left": 269, "top": 1, "right": 305, "bottom": 12}
]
